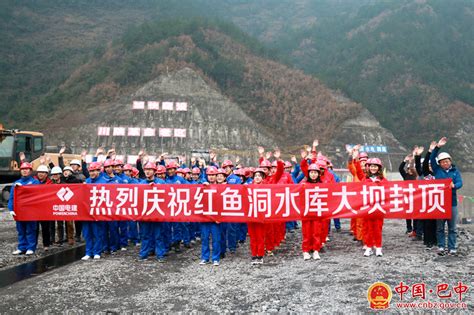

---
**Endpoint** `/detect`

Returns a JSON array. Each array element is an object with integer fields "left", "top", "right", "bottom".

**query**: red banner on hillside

[{"left": 13, "top": 180, "right": 452, "bottom": 222}]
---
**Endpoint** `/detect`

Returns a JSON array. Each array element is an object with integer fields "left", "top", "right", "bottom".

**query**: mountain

[{"left": 2, "top": 17, "right": 404, "bottom": 168}]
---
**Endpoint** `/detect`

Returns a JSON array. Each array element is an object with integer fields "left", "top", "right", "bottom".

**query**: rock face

[
  {"left": 45, "top": 67, "right": 409, "bottom": 169},
  {"left": 46, "top": 68, "right": 276, "bottom": 165},
  {"left": 325, "top": 108, "right": 407, "bottom": 170}
]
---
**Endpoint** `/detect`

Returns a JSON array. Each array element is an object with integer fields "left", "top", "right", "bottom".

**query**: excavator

[{"left": 0, "top": 124, "right": 79, "bottom": 206}]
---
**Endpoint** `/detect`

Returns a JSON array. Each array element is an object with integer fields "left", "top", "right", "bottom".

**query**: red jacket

[
  {"left": 261, "top": 159, "right": 285, "bottom": 184},
  {"left": 35, "top": 176, "right": 53, "bottom": 185}
]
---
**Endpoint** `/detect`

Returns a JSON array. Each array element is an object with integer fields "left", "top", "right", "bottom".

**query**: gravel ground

[{"left": 0, "top": 211, "right": 473, "bottom": 313}]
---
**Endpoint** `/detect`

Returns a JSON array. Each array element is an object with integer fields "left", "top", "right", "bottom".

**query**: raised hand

[
  {"left": 429, "top": 141, "right": 437, "bottom": 152},
  {"left": 265, "top": 151, "right": 272, "bottom": 160},
  {"left": 300, "top": 149, "right": 308, "bottom": 160},
  {"left": 415, "top": 146, "right": 424, "bottom": 156},
  {"left": 291, "top": 155, "right": 297, "bottom": 163},
  {"left": 257, "top": 146, "right": 265, "bottom": 156},
  {"left": 96, "top": 147, "right": 104, "bottom": 157},
  {"left": 312, "top": 139, "right": 319, "bottom": 148},
  {"left": 437, "top": 137, "right": 447, "bottom": 147},
  {"left": 19, "top": 152, "right": 26, "bottom": 161},
  {"left": 81, "top": 149, "right": 87, "bottom": 160},
  {"left": 273, "top": 148, "right": 281, "bottom": 160},
  {"left": 59, "top": 146, "right": 66, "bottom": 156},
  {"left": 345, "top": 144, "right": 353, "bottom": 155},
  {"left": 235, "top": 156, "right": 240, "bottom": 164}
]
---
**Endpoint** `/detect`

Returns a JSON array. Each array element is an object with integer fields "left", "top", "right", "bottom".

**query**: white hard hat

[
  {"left": 63, "top": 166, "right": 74, "bottom": 172},
  {"left": 36, "top": 165, "right": 49, "bottom": 173},
  {"left": 70, "top": 159, "right": 81, "bottom": 166},
  {"left": 51, "top": 166, "right": 62, "bottom": 175},
  {"left": 436, "top": 152, "right": 451, "bottom": 163}
]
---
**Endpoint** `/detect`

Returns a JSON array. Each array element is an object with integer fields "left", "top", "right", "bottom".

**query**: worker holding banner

[
  {"left": 9, "top": 162, "right": 40, "bottom": 256},
  {"left": 430, "top": 137, "right": 463, "bottom": 256}
]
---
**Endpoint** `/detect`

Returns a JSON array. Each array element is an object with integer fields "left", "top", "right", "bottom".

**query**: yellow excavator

[{"left": 0, "top": 123, "right": 80, "bottom": 205}]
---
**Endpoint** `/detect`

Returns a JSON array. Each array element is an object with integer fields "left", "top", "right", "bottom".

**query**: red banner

[{"left": 13, "top": 180, "right": 452, "bottom": 222}]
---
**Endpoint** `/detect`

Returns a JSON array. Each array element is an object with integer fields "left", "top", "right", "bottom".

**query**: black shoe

[
  {"left": 405, "top": 230, "right": 412, "bottom": 234},
  {"left": 220, "top": 253, "right": 226, "bottom": 259},
  {"left": 183, "top": 243, "right": 191, "bottom": 249},
  {"left": 238, "top": 240, "right": 245, "bottom": 244},
  {"left": 174, "top": 244, "right": 181, "bottom": 253}
]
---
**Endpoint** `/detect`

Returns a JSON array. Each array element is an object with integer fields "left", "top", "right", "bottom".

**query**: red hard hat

[
  {"left": 166, "top": 161, "right": 179, "bottom": 169},
  {"left": 317, "top": 160, "right": 327, "bottom": 169},
  {"left": 113, "top": 159, "right": 124, "bottom": 166},
  {"left": 192, "top": 167, "right": 201, "bottom": 175},
  {"left": 233, "top": 169, "right": 242, "bottom": 176},
  {"left": 156, "top": 165, "right": 166, "bottom": 174},
  {"left": 271, "top": 161, "right": 277, "bottom": 167},
  {"left": 88, "top": 162, "right": 102, "bottom": 171},
  {"left": 176, "top": 168, "right": 184, "bottom": 174},
  {"left": 123, "top": 164, "right": 133, "bottom": 171},
  {"left": 183, "top": 168, "right": 191, "bottom": 174},
  {"left": 103, "top": 159, "right": 114, "bottom": 167},
  {"left": 367, "top": 158, "right": 383, "bottom": 167},
  {"left": 206, "top": 166, "right": 218, "bottom": 175},
  {"left": 308, "top": 163, "right": 321, "bottom": 172},
  {"left": 222, "top": 160, "right": 233, "bottom": 168},
  {"left": 143, "top": 162, "right": 157, "bottom": 170},
  {"left": 359, "top": 152, "right": 369, "bottom": 161},
  {"left": 217, "top": 168, "right": 226, "bottom": 175},
  {"left": 244, "top": 168, "right": 252, "bottom": 178},
  {"left": 260, "top": 159, "right": 272, "bottom": 168},
  {"left": 20, "top": 162, "right": 33, "bottom": 170},
  {"left": 284, "top": 161, "right": 292, "bottom": 168},
  {"left": 253, "top": 168, "right": 267, "bottom": 177},
  {"left": 132, "top": 167, "right": 139, "bottom": 177}
]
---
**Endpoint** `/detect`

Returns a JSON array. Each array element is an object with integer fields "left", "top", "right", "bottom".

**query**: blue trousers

[
  {"left": 118, "top": 221, "right": 129, "bottom": 247},
  {"left": 128, "top": 221, "right": 139, "bottom": 245},
  {"left": 162, "top": 222, "right": 172, "bottom": 250},
  {"left": 82, "top": 222, "right": 103, "bottom": 256},
  {"left": 437, "top": 206, "right": 457, "bottom": 251},
  {"left": 102, "top": 221, "right": 119, "bottom": 252},
  {"left": 140, "top": 222, "right": 165, "bottom": 259},
  {"left": 227, "top": 223, "right": 238, "bottom": 251},
  {"left": 201, "top": 223, "right": 221, "bottom": 262},
  {"left": 171, "top": 222, "right": 183, "bottom": 243},
  {"left": 182, "top": 222, "right": 191, "bottom": 245},
  {"left": 220, "top": 223, "right": 228, "bottom": 255},
  {"left": 16, "top": 221, "right": 38, "bottom": 252},
  {"left": 238, "top": 223, "right": 247, "bottom": 241}
]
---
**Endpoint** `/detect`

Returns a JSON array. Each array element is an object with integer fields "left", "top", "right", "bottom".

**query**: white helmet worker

[
  {"left": 51, "top": 166, "right": 63, "bottom": 175},
  {"left": 70, "top": 159, "right": 82, "bottom": 166},
  {"left": 36, "top": 165, "right": 50, "bottom": 173},
  {"left": 436, "top": 152, "right": 451, "bottom": 163}
]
